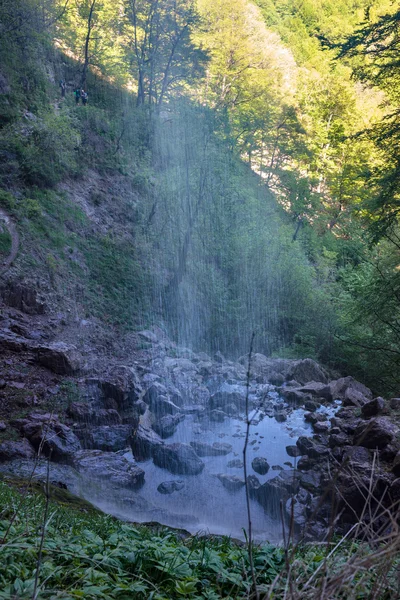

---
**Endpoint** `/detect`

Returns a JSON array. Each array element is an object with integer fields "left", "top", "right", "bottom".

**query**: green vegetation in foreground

[{"left": 0, "top": 480, "right": 399, "bottom": 599}]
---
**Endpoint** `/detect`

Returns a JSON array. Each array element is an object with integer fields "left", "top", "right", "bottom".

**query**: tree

[{"left": 124, "top": 0, "right": 205, "bottom": 107}]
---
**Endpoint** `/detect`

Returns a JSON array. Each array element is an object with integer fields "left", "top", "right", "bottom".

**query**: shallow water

[{"left": 91, "top": 401, "right": 339, "bottom": 542}]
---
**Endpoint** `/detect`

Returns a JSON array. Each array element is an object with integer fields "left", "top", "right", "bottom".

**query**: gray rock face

[
  {"left": 153, "top": 443, "right": 205, "bottom": 475},
  {"left": 217, "top": 474, "right": 245, "bottom": 491},
  {"left": 329, "top": 377, "right": 372, "bottom": 402},
  {"left": 0, "top": 439, "right": 36, "bottom": 462},
  {"left": 153, "top": 414, "right": 185, "bottom": 439},
  {"left": 75, "top": 425, "right": 133, "bottom": 452},
  {"left": 36, "top": 342, "right": 82, "bottom": 375},
  {"left": 343, "top": 387, "right": 369, "bottom": 408},
  {"left": 21, "top": 414, "right": 81, "bottom": 462},
  {"left": 157, "top": 480, "right": 185, "bottom": 494},
  {"left": 144, "top": 384, "right": 181, "bottom": 416},
  {"left": 190, "top": 441, "right": 232, "bottom": 456},
  {"left": 130, "top": 424, "right": 163, "bottom": 461},
  {"left": 67, "top": 403, "right": 122, "bottom": 426},
  {"left": 286, "top": 359, "right": 329, "bottom": 385},
  {"left": 361, "top": 397, "right": 385, "bottom": 418},
  {"left": 73, "top": 450, "right": 145, "bottom": 489},
  {"left": 251, "top": 457, "right": 270, "bottom": 475},
  {"left": 354, "top": 417, "right": 398, "bottom": 449}
]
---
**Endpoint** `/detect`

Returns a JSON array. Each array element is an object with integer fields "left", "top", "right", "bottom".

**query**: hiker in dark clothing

[
  {"left": 81, "top": 90, "right": 88, "bottom": 106},
  {"left": 60, "top": 79, "right": 66, "bottom": 97},
  {"left": 74, "top": 88, "right": 81, "bottom": 104}
]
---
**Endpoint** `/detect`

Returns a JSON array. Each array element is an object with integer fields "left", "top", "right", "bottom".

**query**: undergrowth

[{"left": 0, "top": 480, "right": 399, "bottom": 599}]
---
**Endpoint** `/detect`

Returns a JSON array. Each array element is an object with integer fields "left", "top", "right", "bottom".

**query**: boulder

[
  {"left": 21, "top": 414, "right": 81, "bottom": 462},
  {"left": 210, "top": 386, "right": 246, "bottom": 411},
  {"left": 304, "top": 400, "right": 321, "bottom": 412},
  {"left": 361, "top": 397, "right": 385, "bottom": 418},
  {"left": 73, "top": 450, "right": 145, "bottom": 489},
  {"left": 153, "top": 443, "right": 205, "bottom": 475},
  {"left": 0, "top": 439, "right": 36, "bottom": 462},
  {"left": 153, "top": 414, "right": 185, "bottom": 439},
  {"left": 144, "top": 384, "right": 180, "bottom": 417},
  {"left": 286, "top": 359, "right": 329, "bottom": 385},
  {"left": 190, "top": 441, "right": 232, "bottom": 456},
  {"left": 329, "top": 377, "right": 372, "bottom": 402},
  {"left": 354, "top": 417, "right": 398, "bottom": 450},
  {"left": 75, "top": 425, "right": 133, "bottom": 452},
  {"left": 247, "top": 474, "right": 261, "bottom": 494},
  {"left": 286, "top": 445, "right": 301, "bottom": 458},
  {"left": 285, "top": 497, "right": 308, "bottom": 532},
  {"left": 298, "top": 382, "right": 333, "bottom": 402},
  {"left": 343, "top": 387, "right": 369, "bottom": 408},
  {"left": 296, "top": 436, "right": 329, "bottom": 459},
  {"left": 209, "top": 410, "right": 226, "bottom": 422},
  {"left": 97, "top": 365, "right": 142, "bottom": 408},
  {"left": 313, "top": 422, "right": 330, "bottom": 434},
  {"left": 251, "top": 457, "right": 270, "bottom": 475},
  {"left": 217, "top": 474, "right": 245, "bottom": 491},
  {"left": 281, "top": 389, "right": 312, "bottom": 405},
  {"left": 342, "top": 446, "right": 371, "bottom": 466},
  {"left": 36, "top": 342, "right": 81, "bottom": 375},
  {"left": 67, "top": 403, "right": 122, "bottom": 426},
  {"left": 130, "top": 425, "right": 163, "bottom": 461},
  {"left": 255, "top": 470, "right": 300, "bottom": 513},
  {"left": 299, "top": 471, "right": 321, "bottom": 494},
  {"left": 228, "top": 459, "right": 244, "bottom": 468},
  {"left": 157, "top": 480, "right": 185, "bottom": 494},
  {"left": 329, "top": 433, "right": 351, "bottom": 448}
]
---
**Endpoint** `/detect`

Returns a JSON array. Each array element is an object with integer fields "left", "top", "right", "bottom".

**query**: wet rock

[
  {"left": 297, "top": 456, "right": 312, "bottom": 470},
  {"left": 157, "top": 480, "right": 185, "bottom": 494},
  {"left": 285, "top": 497, "right": 308, "bottom": 532},
  {"left": 75, "top": 425, "right": 133, "bottom": 452},
  {"left": 21, "top": 414, "right": 81, "bottom": 461},
  {"left": 182, "top": 404, "right": 205, "bottom": 415},
  {"left": 73, "top": 450, "right": 145, "bottom": 489},
  {"left": 299, "top": 471, "right": 321, "bottom": 494},
  {"left": 286, "top": 445, "right": 301, "bottom": 458},
  {"left": 304, "top": 412, "right": 327, "bottom": 424},
  {"left": 130, "top": 425, "right": 163, "bottom": 461},
  {"left": 225, "top": 403, "right": 239, "bottom": 416},
  {"left": 354, "top": 417, "right": 398, "bottom": 449},
  {"left": 210, "top": 387, "right": 245, "bottom": 411},
  {"left": 228, "top": 459, "right": 243, "bottom": 468},
  {"left": 313, "top": 421, "right": 330, "bottom": 434},
  {"left": 36, "top": 343, "right": 81, "bottom": 375},
  {"left": 274, "top": 411, "right": 286, "bottom": 423},
  {"left": 153, "top": 443, "right": 205, "bottom": 475},
  {"left": 286, "top": 359, "right": 329, "bottom": 385},
  {"left": 67, "top": 403, "right": 122, "bottom": 426},
  {"left": 0, "top": 438, "right": 36, "bottom": 461},
  {"left": 281, "top": 389, "right": 312, "bottom": 405},
  {"left": 251, "top": 457, "right": 270, "bottom": 475},
  {"left": 209, "top": 409, "right": 226, "bottom": 422},
  {"left": 190, "top": 441, "right": 232, "bottom": 456},
  {"left": 304, "top": 400, "right": 321, "bottom": 412},
  {"left": 329, "top": 433, "right": 351, "bottom": 448},
  {"left": 268, "top": 372, "right": 285, "bottom": 386},
  {"left": 296, "top": 436, "right": 329, "bottom": 459},
  {"left": 147, "top": 390, "right": 180, "bottom": 417},
  {"left": 97, "top": 365, "right": 142, "bottom": 408},
  {"left": 217, "top": 474, "right": 245, "bottom": 491},
  {"left": 361, "top": 397, "right": 385, "bottom": 418},
  {"left": 214, "top": 351, "right": 225, "bottom": 363},
  {"left": 272, "top": 465, "right": 283, "bottom": 470},
  {"left": 247, "top": 474, "right": 261, "bottom": 494},
  {"left": 153, "top": 414, "right": 185, "bottom": 439},
  {"left": 255, "top": 470, "right": 300, "bottom": 513}
]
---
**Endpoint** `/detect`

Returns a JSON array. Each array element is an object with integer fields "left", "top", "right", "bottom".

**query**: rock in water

[
  {"left": 153, "top": 414, "right": 185, "bottom": 438},
  {"left": 157, "top": 480, "right": 185, "bottom": 494},
  {"left": 252, "top": 457, "right": 270, "bottom": 475},
  {"left": 354, "top": 417, "right": 398, "bottom": 449},
  {"left": 190, "top": 441, "right": 232, "bottom": 456},
  {"left": 73, "top": 450, "right": 145, "bottom": 489},
  {"left": 130, "top": 425, "right": 163, "bottom": 461},
  {"left": 217, "top": 474, "right": 245, "bottom": 491},
  {"left": 153, "top": 443, "right": 205, "bottom": 475}
]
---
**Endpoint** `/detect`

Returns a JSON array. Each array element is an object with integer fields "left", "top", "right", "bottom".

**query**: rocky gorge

[{"left": 1, "top": 295, "right": 400, "bottom": 543}]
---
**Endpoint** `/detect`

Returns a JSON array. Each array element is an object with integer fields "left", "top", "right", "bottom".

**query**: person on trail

[
  {"left": 81, "top": 90, "right": 88, "bottom": 106},
  {"left": 59, "top": 79, "right": 66, "bottom": 97},
  {"left": 74, "top": 88, "right": 81, "bottom": 104}
]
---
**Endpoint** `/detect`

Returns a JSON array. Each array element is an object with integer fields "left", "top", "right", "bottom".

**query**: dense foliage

[{"left": 1, "top": 0, "right": 400, "bottom": 392}]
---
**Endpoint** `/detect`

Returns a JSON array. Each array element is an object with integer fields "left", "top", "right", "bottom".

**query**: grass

[{"left": 0, "top": 478, "right": 399, "bottom": 599}]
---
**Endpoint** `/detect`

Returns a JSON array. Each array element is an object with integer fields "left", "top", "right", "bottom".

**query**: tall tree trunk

[{"left": 81, "top": 0, "right": 96, "bottom": 89}]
